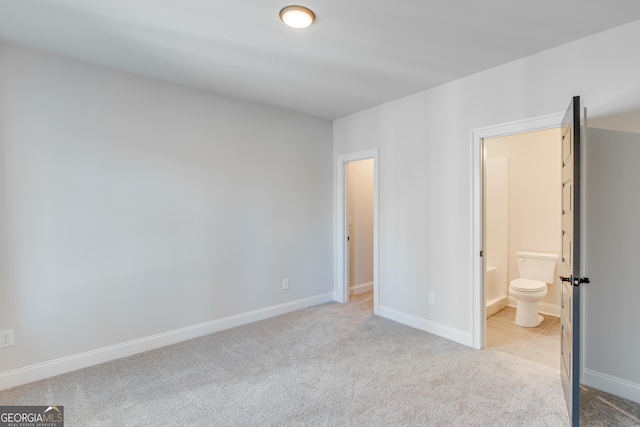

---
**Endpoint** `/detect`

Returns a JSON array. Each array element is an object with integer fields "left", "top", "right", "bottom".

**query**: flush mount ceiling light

[{"left": 279, "top": 5, "right": 315, "bottom": 29}]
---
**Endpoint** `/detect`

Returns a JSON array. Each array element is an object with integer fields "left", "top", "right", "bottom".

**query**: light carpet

[{"left": 1, "top": 292, "right": 572, "bottom": 426}]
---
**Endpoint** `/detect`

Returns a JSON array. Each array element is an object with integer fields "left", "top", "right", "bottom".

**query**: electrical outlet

[
  {"left": 282, "top": 279, "right": 290, "bottom": 290},
  {"left": 0, "top": 329, "right": 14, "bottom": 348},
  {"left": 428, "top": 292, "right": 436, "bottom": 305}
]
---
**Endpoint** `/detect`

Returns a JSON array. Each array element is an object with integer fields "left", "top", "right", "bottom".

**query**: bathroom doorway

[{"left": 483, "top": 128, "right": 562, "bottom": 369}]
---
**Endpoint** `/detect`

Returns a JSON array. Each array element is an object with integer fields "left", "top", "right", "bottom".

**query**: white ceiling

[{"left": 2, "top": 1, "right": 640, "bottom": 120}]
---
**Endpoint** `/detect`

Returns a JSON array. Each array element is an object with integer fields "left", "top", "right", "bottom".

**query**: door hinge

[{"left": 480, "top": 251, "right": 483, "bottom": 257}]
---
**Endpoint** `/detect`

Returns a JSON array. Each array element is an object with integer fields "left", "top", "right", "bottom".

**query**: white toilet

[{"left": 509, "top": 251, "right": 558, "bottom": 327}]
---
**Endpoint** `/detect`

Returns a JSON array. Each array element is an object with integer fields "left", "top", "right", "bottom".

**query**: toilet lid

[{"left": 510, "top": 278, "right": 546, "bottom": 292}]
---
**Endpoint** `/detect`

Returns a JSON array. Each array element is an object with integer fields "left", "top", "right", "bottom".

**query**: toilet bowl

[
  {"left": 509, "top": 251, "right": 558, "bottom": 327},
  {"left": 509, "top": 278, "right": 547, "bottom": 327}
]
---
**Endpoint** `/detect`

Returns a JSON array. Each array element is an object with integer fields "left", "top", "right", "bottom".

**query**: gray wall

[
  {"left": 334, "top": 19, "right": 640, "bottom": 402},
  {"left": 3, "top": 17, "right": 640, "bottom": 405},
  {"left": 584, "top": 126, "right": 640, "bottom": 387},
  {"left": 0, "top": 43, "right": 333, "bottom": 376}
]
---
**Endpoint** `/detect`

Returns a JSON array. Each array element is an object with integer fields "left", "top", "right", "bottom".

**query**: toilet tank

[{"left": 515, "top": 251, "right": 558, "bottom": 284}]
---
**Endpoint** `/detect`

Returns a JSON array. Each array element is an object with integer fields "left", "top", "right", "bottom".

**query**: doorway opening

[
  {"left": 346, "top": 159, "right": 374, "bottom": 298},
  {"left": 470, "top": 112, "right": 564, "bottom": 349},
  {"left": 335, "top": 149, "right": 379, "bottom": 314},
  {"left": 483, "top": 128, "right": 562, "bottom": 370}
]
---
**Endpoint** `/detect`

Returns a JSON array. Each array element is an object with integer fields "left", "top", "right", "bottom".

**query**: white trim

[
  {"left": 583, "top": 369, "right": 640, "bottom": 405},
  {"left": 0, "top": 292, "right": 334, "bottom": 391},
  {"left": 335, "top": 149, "right": 380, "bottom": 314},
  {"left": 470, "top": 112, "right": 564, "bottom": 349},
  {"left": 379, "top": 305, "right": 472, "bottom": 346},
  {"left": 350, "top": 281, "right": 374, "bottom": 295}
]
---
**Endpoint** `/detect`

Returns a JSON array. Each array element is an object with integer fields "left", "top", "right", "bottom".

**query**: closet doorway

[{"left": 335, "top": 149, "right": 379, "bottom": 313}]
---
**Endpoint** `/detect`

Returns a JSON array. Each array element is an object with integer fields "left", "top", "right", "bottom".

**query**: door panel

[{"left": 560, "top": 96, "right": 581, "bottom": 427}]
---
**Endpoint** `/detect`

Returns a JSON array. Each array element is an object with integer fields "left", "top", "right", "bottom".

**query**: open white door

[{"left": 560, "top": 95, "right": 590, "bottom": 426}]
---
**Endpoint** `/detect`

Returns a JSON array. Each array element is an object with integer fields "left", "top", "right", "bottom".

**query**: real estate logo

[{"left": 0, "top": 406, "right": 64, "bottom": 427}]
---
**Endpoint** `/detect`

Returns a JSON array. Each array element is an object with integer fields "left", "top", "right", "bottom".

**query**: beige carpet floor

[{"left": 0, "top": 292, "right": 626, "bottom": 426}]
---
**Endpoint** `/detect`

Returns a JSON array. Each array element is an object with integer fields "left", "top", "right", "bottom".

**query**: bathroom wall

[
  {"left": 485, "top": 157, "right": 509, "bottom": 303},
  {"left": 484, "top": 128, "right": 562, "bottom": 312},
  {"left": 347, "top": 159, "right": 374, "bottom": 294}
]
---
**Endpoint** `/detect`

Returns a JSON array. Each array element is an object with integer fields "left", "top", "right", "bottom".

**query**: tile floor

[
  {"left": 487, "top": 306, "right": 561, "bottom": 370},
  {"left": 487, "top": 307, "right": 640, "bottom": 425}
]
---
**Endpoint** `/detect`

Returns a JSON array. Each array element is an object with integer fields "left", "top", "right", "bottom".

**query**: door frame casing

[
  {"left": 335, "top": 149, "right": 379, "bottom": 313},
  {"left": 470, "top": 112, "right": 564, "bottom": 349}
]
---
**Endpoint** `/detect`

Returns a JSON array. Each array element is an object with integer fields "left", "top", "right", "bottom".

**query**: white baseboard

[
  {"left": 378, "top": 305, "right": 472, "bottom": 347},
  {"left": 350, "top": 281, "right": 373, "bottom": 295},
  {"left": 0, "top": 292, "right": 334, "bottom": 391},
  {"left": 583, "top": 369, "right": 640, "bottom": 404},
  {"left": 486, "top": 296, "right": 508, "bottom": 317},
  {"left": 507, "top": 297, "right": 561, "bottom": 317}
]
